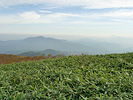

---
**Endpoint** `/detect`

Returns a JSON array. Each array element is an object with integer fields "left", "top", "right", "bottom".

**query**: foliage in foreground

[{"left": 0, "top": 53, "right": 133, "bottom": 100}]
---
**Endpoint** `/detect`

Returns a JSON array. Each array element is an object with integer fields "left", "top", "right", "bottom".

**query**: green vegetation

[
  {"left": 18, "top": 49, "right": 68, "bottom": 57},
  {"left": 0, "top": 53, "right": 133, "bottom": 100}
]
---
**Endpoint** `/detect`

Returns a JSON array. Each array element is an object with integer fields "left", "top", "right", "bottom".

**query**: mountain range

[{"left": 0, "top": 36, "right": 132, "bottom": 56}]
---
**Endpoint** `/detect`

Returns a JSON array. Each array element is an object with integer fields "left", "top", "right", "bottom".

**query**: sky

[{"left": 0, "top": 0, "right": 133, "bottom": 39}]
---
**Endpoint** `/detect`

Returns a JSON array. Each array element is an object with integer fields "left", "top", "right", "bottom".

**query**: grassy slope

[{"left": 0, "top": 53, "right": 133, "bottom": 100}]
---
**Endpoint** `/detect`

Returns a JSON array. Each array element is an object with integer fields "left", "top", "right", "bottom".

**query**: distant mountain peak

[
  {"left": 25, "top": 36, "right": 44, "bottom": 39},
  {"left": 36, "top": 36, "right": 44, "bottom": 38},
  {"left": 24, "top": 36, "right": 58, "bottom": 40}
]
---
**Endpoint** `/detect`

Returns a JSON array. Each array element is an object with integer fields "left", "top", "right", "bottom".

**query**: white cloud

[
  {"left": 0, "top": 15, "right": 20, "bottom": 24},
  {"left": 0, "top": 11, "right": 84, "bottom": 24},
  {"left": 19, "top": 11, "right": 40, "bottom": 19},
  {"left": 0, "top": 0, "right": 133, "bottom": 9},
  {"left": 103, "top": 10, "right": 133, "bottom": 18},
  {"left": 39, "top": 10, "right": 52, "bottom": 13},
  {"left": 1, "top": 9, "right": 133, "bottom": 25},
  {"left": 0, "top": 11, "right": 41, "bottom": 24},
  {"left": 33, "top": 13, "right": 85, "bottom": 24},
  {"left": 96, "top": 9, "right": 133, "bottom": 18},
  {"left": 47, "top": 13, "right": 84, "bottom": 18},
  {"left": 83, "top": 0, "right": 133, "bottom": 9}
]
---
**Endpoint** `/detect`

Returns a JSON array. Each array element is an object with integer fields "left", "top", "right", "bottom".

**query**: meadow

[{"left": 0, "top": 53, "right": 133, "bottom": 99}]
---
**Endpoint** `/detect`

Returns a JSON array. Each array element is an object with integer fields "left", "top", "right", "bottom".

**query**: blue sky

[{"left": 0, "top": 0, "right": 133, "bottom": 39}]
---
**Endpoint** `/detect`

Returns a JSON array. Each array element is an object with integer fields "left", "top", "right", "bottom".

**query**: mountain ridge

[
  {"left": 0, "top": 36, "right": 128, "bottom": 55},
  {"left": 18, "top": 49, "right": 68, "bottom": 57},
  {"left": 0, "top": 36, "right": 95, "bottom": 54}
]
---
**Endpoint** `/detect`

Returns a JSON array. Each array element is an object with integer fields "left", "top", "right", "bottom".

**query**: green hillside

[
  {"left": 0, "top": 53, "right": 133, "bottom": 99},
  {"left": 18, "top": 49, "right": 68, "bottom": 57}
]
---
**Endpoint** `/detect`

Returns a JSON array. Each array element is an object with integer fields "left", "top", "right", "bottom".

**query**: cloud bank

[
  {"left": 1, "top": 9, "right": 133, "bottom": 25},
  {"left": 0, "top": 0, "right": 133, "bottom": 9}
]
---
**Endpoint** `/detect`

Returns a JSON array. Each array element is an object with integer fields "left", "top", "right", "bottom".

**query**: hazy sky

[{"left": 0, "top": 0, "right": 133, "bottom": 38}]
